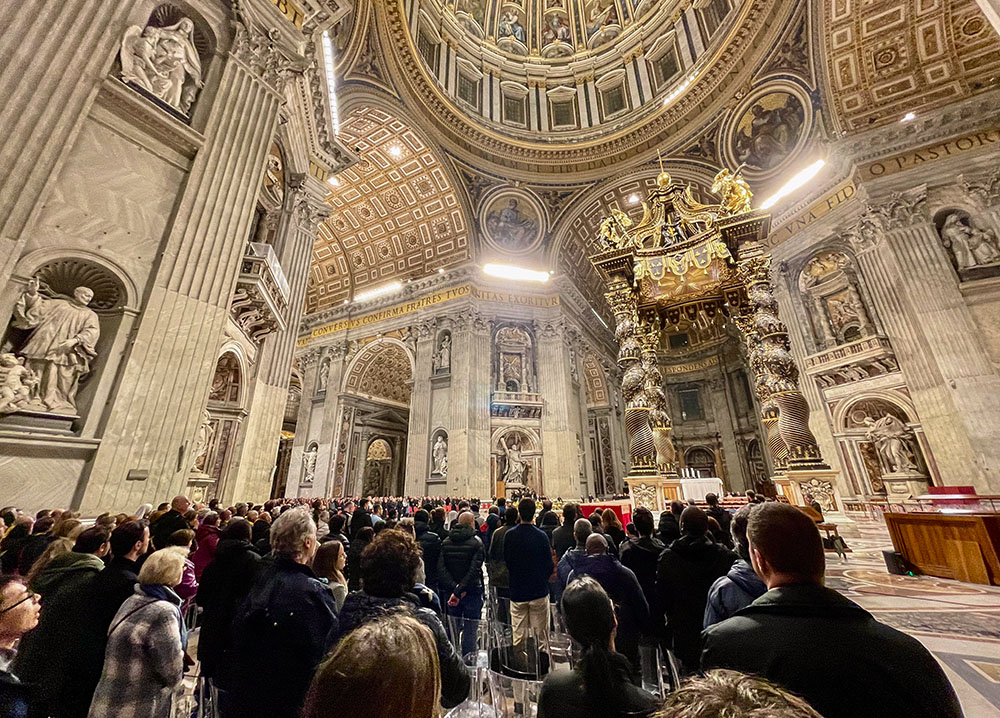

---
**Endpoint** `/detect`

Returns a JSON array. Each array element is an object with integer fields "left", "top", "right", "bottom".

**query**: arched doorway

[
  {"left": 189, "top": 350, "right": 246, "bottom": 503},
  {"left": 684, "top": 446, "right": 717, "bottom": 477}
]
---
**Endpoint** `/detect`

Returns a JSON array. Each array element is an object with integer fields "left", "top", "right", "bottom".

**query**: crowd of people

[{"left": 0, "top": 491, "right": 964, "bottom": 718}]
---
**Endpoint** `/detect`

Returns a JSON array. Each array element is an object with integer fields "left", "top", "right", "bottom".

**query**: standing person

[
  {"left": 0, "top": 576, "right": 41, "bottom": 718},
  {"left": 703, "top": 505, "right": 766, "bottom": 627},
  {"left": 537, "top": 577, "right": 658, "bottom": 718},
  {"left": 88, "top": 547, "right": 189, "bottom": 718},
  {"left": 228, "top": 508, "right": 339, "bottom": 718},
  {"left": 555, "top": 518, "right": 592, "bottom": 603},
  {"left": 167, "top": 529, "right": 198, "bottom": 614},
  {"left": 701, "top": 503, "right": 963, "bottom": 718},
  {"left": 191, "top": 511, "right": 221, "bottom": 580},
  {"left": 483, "top": 505, "right": 500, "bottom": 553},
  {"left": 149, "top": 496, "right": 191, "bottom": 550},
  {"left": 503, "top": 498, "right": 554, "bottom": 650},
  {"left": 413, "top": 510, "right": 441, "bottom": 597},
  {"left": 437, "top": 512, "right": 485, "bottom": 657},
  {"left": 551, "top": 503, "right": 579, "bottom": 560},
  {"left": 655, "top": 507, "right": 736, "bottom": 673},
  {"left": 429, "top": 507, "right": 448, "bottom": 542},
  {"left": 657, "top": 501, "right": 684, "bottom": 544},
  {"left": 703, "top": 494, "right": 733, "bottom": 550},
  {"left": 313, "top": 541, "right": 349, "bottom": 611},
  {"left": 351, "top": 499, "right": 373, "bottom": 541},
  {"left": 486, "top": 507, "right": 518, "bottom": 620},
  {"left": 618, "top": 506, "right": 665, "bottom": 646},
  {"left": 535, "top": 499, "right": 554, "bottom": 527},
  {"left": 601, "top": 509, "right": 627, "bottom": 548},
  {"left": 347, "top": 526, "right": 374, "bottom": 592},
  {"left": 196, "top": 519, "right": 261, "bottom": 703}
]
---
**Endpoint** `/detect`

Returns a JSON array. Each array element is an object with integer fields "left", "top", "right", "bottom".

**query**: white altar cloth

[{"left": 680, "top": 477, "right": 724, "bottom": 502}]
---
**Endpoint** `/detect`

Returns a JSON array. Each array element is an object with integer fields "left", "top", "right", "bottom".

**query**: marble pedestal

[
  {"left": 783, "top": 468, "right": 854, "bottom": 523},
  {"left": 883, "top": 473, "right": 930, "bottom": 501},
  {"left": 628, "top": 475, "right": 683, "bottom": 512}
]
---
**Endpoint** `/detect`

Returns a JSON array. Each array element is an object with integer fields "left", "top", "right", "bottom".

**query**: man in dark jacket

[
  {"left": 57, "top": 521, "right": 148, "bottom": 718},
  {"left": 437, "top": 511, "right": 485, "bottom": 656},
  {"left": 551, "top": 502, "right": 579, "bottom": 560},
  {"left": 14, "top": 526, "right": 111, "bottom": 717},
  {"left": 619, "top": 506, "right": 665, "bottom": 641},
  {"left": 504, "top": 499, "right": 554, "bottom": 650},
  {"left": 229, "top": 508, "right": 338, "bottom": 718},
  {"left": 569, "top": 533, "right": 649, "bottom": 667},
  {"left": 534, "top": 499, "right": 554, "bottom": 527},
  {"left": 150, "top": 495, "right": 191, "bottom": 549},
  {"left": 0, "top": 576, "right": 40, "bottom": 718},
  {"left": 703, "top": 504, "right": 766, "bottom": 627},
  {"left": 704, "top": 493, "right": 734, "bottom": 550},
  {"left": 701, "top": 503, "right": 962, "bottom": 718},
  {"left": 555, "top": 518, "right": 592, "bottom": 602},
  {"left": 414, "top": 509, "right": 441, "bottom": 595},
  {"left": 655, "top": 507, "right": 736, "bottom": 673},
  {"left": 350, "top": 498, "right": 373, "bottom": 540},
  {"left": 197, "top": 519, "right": 262, "bottom": 695},
  {"left": 657, "top": 500, "right": 684, "bottom": 544},
  {"left": 487, "top": 507, "right": 518, "bottom": 622}
]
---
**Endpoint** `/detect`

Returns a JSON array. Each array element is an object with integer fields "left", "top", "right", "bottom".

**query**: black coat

[
  {"left": 655, "top": 534, "right": 736, "bottom": 671},
  {"left": 150, "top": 509, "right": 189, "bottom": 550},
  {"left": 568, "top": 554, "right": 649, "bottom": 666},
  {"left": 349, "top": 509, "right": 372, "bottom": 540},
  {"left": 657, "top": 512, "right": 680, "bottom": 544},
  {"left": 619, "top": 536, "right": 665, "bottom": 622},
  {"left": 415, "top": 520, "right": 442, "bottom": 589},
  {"left": 346, "top": 536, "right": 370, "bottom": 592},
  {"left": 701, "top": 584, "right": 963, "bottom": 718},
  {"left": 196, "top": 539, "right": 262, "bottom": 682},
  {"left": 228, "top": 557, "right": 339, "bottom": 718},
  {"left": 337, "top": 591, "right": 471, "bottom": 709},
  {"left": 437, "top": 525, "right": 485, "bottom": 597},
  {"left": 705, "top": 505, "right": 734, "bottom": 549},
  {"left": 551, "top": 523, "right": 576, "bottom": 560},
  {"left": 486, "top": 524, "right": 512, "bottom": 590},
  {"left": 537, "top": 662, "right": 659, "bottom": 718}
]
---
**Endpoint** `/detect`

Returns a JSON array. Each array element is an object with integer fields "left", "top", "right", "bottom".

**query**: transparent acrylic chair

[
  {"left": 487, "top": 626, "right": 548, "bottom": 717},
  {"left": 444, "top": 615, "right": 500, "bottom": 718}
]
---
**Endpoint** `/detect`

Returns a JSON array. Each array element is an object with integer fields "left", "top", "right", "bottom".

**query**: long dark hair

[{"left": 561, "top": 576, "right": 633, "bottom": 711}]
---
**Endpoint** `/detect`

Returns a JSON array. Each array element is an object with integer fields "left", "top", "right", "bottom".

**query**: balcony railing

[{"left": 230, "top": 242, "right": 289, "bottom": 343}]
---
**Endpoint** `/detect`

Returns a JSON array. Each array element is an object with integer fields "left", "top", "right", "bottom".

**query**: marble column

[
  {"left": 536, "top": 319, "right": 578, "bottom": 499},
  {"left": 0, "top": 1, "right": 144, "bottom": 282},
  {"left": 81, "top": 43, "right": 285, "bottom": 512},
  {"left": 851, "top": 191, "right": 1000, "bottom": 492},
  {"left": 405, "top": 321, "right": 437, "bottom": 494}
]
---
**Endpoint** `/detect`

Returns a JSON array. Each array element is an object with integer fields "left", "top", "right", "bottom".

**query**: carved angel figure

[
  {"left": 598, "top": 208, "right": 634, "bottom": 250},
  {"left": 865, "top": 414, "right": 917, "bottom": 474},
  {"left": 121, "top": 17, "right": 203, "bottom": 114},
  {"left": 0, "top": 354, "right": 39, "bottom": 415},
  {"left": 710, "top": 167, "right": 753, "bottom": 215}
]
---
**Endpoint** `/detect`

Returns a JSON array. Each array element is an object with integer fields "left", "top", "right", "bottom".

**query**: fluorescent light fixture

[
  {"left": 352, "top": 281, "right": 403, "bottom": 303},
  {"left": 483, "top": 263, "right": 550, "bottom": 282},
  {"left": 663, "top": 74, "right": 696, "bottom": 107},
  {"left": 760, "top": 160, "right": 826, "bottom": 210},
  {"left": 320, "top": 32, "right": 340, "bottom": 135},
  {"left": 900, "top": 112, "right": 916, "bottom": 122}
]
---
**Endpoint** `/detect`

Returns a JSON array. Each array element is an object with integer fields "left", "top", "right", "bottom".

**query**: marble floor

[{"left": 826, "top": 516, "right": 1000, "bottom": 717}]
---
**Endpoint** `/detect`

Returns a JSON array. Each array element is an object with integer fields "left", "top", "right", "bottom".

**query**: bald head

[
  {"left": 585, "top": 533, "right": 608, "bottom": 555},
  {"left": 171, "top": 495, "right": 191, "bottom": 513},
  {"left": 457, "top": 511, "right": 476, "bottom": 528}
]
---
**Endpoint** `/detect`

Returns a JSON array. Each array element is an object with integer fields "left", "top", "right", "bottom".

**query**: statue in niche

[
  {"left": 500, "top": 436, "right": 528, "bottom": 487},
  {"left": 120, "top": 16, "right": 203, "bottom": 114},
  {"left": 191, "top": 410, "right": 214, "bottom": 473},
  {"left": 317, "top": 354, "right": 331, "bottom": 393},
  {"left": 434, "top": 334, "right": 451, "bottom": 373},
  {"left": 939, "top": 213, "right": 1000, "bottom": 270},
  {"left": 432, "top": 435, "right": 449, "bottom": 476},
  {"left": 9, "top": 278, "right": 100, "bottom": 414},
  {"left": 302, "top": 446, "right": 318, "bottom": 483},
  {"left": 0, "top": 354, "right": 39, "bottom": 415},
  {"left": 865, "top": 414, "right": 918, "bottom": 474}
]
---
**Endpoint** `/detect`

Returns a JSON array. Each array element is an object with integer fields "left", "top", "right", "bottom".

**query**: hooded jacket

[
  {"left": 657, "top": 512, "right": 681, "bottom": 544},
  {"left": 701, "top": 584, "right": 963, "bottom": 718},
  {"left": 655, "top": 534, "right": 736, "bottom": 671},
  {"left": 567, "top": 553, "right": 649, "bottom": 664},
  {"left": 437, "top": 524, "right": 485, "bottom": 597},
  {"left": 618, "top": 535, "right": 665, "bottom": 613},
  {"left": 703, "top": 558, "right": 767, "bottom": 628},
  {"left": 336, "top": 591, "right": 471, "bottom": 709}
]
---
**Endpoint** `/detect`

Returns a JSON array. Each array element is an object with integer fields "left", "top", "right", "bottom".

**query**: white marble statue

[
  {"left": 317, "top": 355, "right": 331, "bottom": 393},
  {"left": 500, "top": 436, "right": 528, "bottom": 486},
  {"left": 432, "top": 435, "right": 448, "bottom": 475},
  {"left": 940, "top": 213, "right": 1000, "bottom": 269},
  {"left": 10, "top": 279, "right": 100, "bottom": 414},
  {"left": 865, "top": 414, "right": 918, "bottom": 474},
  {"left": 302, "top": 446, "right": 318, "bottom": 483},
  {"left": 435, "top": 334, "right": 452, "bottom": 372},
  {"left": 192, "top": 410, "right": 214, "bottom": 472},
  {"left": 0, "top": 354, "right": 39, "bottom": 415},
  {"left": 120, "top": 17, "right": 203, "bottom": 114}
]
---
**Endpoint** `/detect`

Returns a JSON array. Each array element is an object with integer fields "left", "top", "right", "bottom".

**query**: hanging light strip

[{"left": 321, "top": 31, "right": 340, "bottom": 135}]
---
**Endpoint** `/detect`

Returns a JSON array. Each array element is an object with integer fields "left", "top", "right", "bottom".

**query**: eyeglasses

[{"left": 0, "top": 592, "right": 39, "bottom": 614}]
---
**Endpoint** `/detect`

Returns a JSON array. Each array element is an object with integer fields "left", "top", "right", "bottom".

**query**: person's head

[
  {"left": 360, "top": 529, "right": 422, "bottom": 598},
  {"left": 413, "top": 509, "right": 429, "bottom": 524},
  {"left": 303, "top": 613, "right": 440, "bottom": 718},
  {"left": 730, "top": 505, "right": 753, "bottom": 561},
  {"left": 705, "top": 493, "right": 719, "bottom": 507},
  {"left": 457, "top": 511, "right": 475, "bottom": 529},
  {"left": 235, "top": 502, "right": 248, "bottom": 516},
  {"left": 585, "top": 533, "right": 608, "bottom": 556},
  {"left": 329, "top": 513, "right": 347, "bottom": 535},
  {"left": 542, "top": 511, "right": 559, "bottom": 528},
  {"left": 313, "top": 540, "right": 347, "bottom": 582},
  {"left": 748, "top": 503, "right": 825, "bottom": 588},
  {"left": 73, "top": 286, "right": 94, "bottom": 306},
  {"left": 679, "top": 507, "right": 708, "bottom": 536},
  {"left": 542, "top": 499, "right": 553, "bottom": 513},
  {"left": 359, "top": 498, "right": 371, "bottom": 510},
  {"left": 110, "top": 520, "right": 149, "bottom": 560},
  {"left": 745, "top": 490, "right": 757, "bottom": 501},
  {"left": 0, "top": 576, "right": 40, "bottom": 647},
  {"left": 73, "top": 526, "right": 111, "bottom": 556},
  {"left": 52, "top": 518, "right": 84, "bottom": 541},
  {"left": 517, "top": 498, "right": 535, "bottom": 523},
  {"left": 270, "top": 507, "right": 318, "bottom": 563},
  {"left": 601, "top": 508, "right": 623, "bottom": 531},
  {"left": 138, "top": 546, "right": 187, "bottom": 587},
  {"left": 706, "top": 516, "right": 723, "bottom": 542},
  {"left": 670, "top": 500, "right": 685, "bottom": 517},
  {"left": 633, "top": 507, "right": 654, "bottom": 537},
  {"left": 431, "top": 507, "right": 446, "bottom": 524},
  {"left": 31, "top": 516, "right": 55, "bottom": 535},
  {"left": 357, "top": 526, "right": 375, "bottom": 543},
  {"left": 573, "top": 517, "right": 593, "bottom": 546},
  {"left": 562, "top": 501, "right": 579, "bottom": 524},
  {"left": 201, "top": 511, "right": 219, "bottom": 527},
  {"left": 222, "top": 517, "right": 252, "bottom": 542},
  {"left": 168, "top": 528, "right": 195, "bottom": 549},
  {"left": 654, "top": 669, "right": 823, "bottom": 718},
  {"left": 170, "top": 495, "right": 191, "bottom": 513},
  {"left": 488, "top": 505, "right": 499, "bottom": 516}
]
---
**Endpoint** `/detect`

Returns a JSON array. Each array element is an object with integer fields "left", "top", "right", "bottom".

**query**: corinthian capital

[
  {"left": 883, "top": 187, "right": 928, "bottom": 229},
  {"left": 295, "top": 197, "right": 331, "bottom": 231},
  {"left": 961, "top": 168, "right": 1000, "bottom": 209}
]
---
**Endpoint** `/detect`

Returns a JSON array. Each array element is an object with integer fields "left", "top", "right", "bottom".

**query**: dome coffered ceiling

[{"left": 307, "top": 104, "right": 471, "bottom": 313}]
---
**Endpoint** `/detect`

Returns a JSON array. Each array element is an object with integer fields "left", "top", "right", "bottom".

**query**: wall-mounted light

[
  {"left": 483, "top": 264, "right": 550, "bottom": 282},
  {"left": 760, "top": 160, "right": 826, "bottom": 210}
]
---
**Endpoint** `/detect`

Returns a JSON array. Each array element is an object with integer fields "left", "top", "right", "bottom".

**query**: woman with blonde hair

[
  {"left": 88, "top": 546, "right": 188, "bottom": 718},
  {"left": 304, "top": 612, "right": 441, "bottom": 718}
]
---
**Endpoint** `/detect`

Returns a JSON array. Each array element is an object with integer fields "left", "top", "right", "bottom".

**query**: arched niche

[
  {"left": 933, "top": 207, "right": 1000, "bottom": 279},
  {"left": 491, "top": 426, "right": 543, "bottom": 496},
  {"left": 684, "top": 446, "right": 716, "bottom": 477},
  {"left": 432, "top": 330, "right": 452, "bottom": 375},
  {"left": 430, "top": 428, "right": 449, "bottom": 478},
  {"left": 493, "top": 324, "right": 536, "bottom": 393},
  {"left": 363, "top": 437, "right": 394, "bottom": 495},
  {"left": 797, "top": 250, "right": 875, "bottom": 348},
  {"left": 250, "top": 141, "right": 288, "bottom": 248}
]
